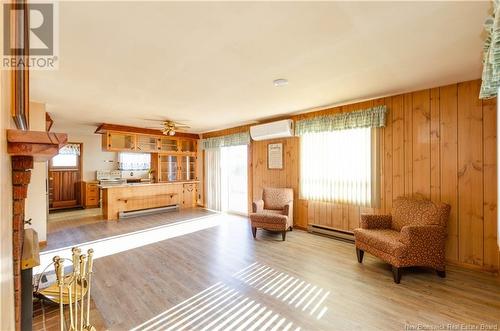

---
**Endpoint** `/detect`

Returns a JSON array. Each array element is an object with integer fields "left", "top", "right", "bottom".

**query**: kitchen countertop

[{"left": 99, "top": 180, "right": 200, "bottom": 189}]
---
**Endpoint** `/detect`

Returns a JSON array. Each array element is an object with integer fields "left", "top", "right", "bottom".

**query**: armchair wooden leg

[
  {"left": 356, "top": 248, "right": 364, "bottom": 263},
  {"left": 436, "top": 269, "right": 446, "bottom": 278},
  {"left": 392, "top": 266, "right": 401, "bottom": 284},
  {"left": 251, "top": 227, "right": 257, "bottom": 239},
  {"left": 282, "top": 231, "right": 286, "bottom": 241}
]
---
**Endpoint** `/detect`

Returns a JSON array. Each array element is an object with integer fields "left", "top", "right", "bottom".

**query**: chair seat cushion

[
  {"left": 353, "top": 229, "right": 406, "bottom": 257},
  {"left": 263, "top": 209, "right": 284, "bottom": 216},
  {"left": 250, "top": 212, "right": 288, "bottom": 224}
]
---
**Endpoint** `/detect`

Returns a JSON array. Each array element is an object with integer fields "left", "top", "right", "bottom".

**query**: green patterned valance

[
  {"left": 480, "top": 0, "right": 500, "bottom": 99},
  {"left": 295, "top": 105, "right": 387, "bottom": 135},
  {"left": 202, "top": 131, "right": 250, "bottom": 149}
]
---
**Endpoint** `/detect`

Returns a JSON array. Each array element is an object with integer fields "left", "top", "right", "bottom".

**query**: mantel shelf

[{"left": 7, "top": 129, "right": 68, "bottom": 161}]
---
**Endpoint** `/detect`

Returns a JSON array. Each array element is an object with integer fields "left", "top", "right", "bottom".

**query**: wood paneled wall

[{"left": 206, "top": 79, "right": 499, "bottom": 272}]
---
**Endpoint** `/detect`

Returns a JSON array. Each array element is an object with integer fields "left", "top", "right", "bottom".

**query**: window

[
  {"left": 118, "top": 152, "right": 151, "bottom": 170},
  {"left": 50, "top": 143, "right": 80, "bottom": 169},
  {"left": 300, "top": 127, "right": 379, "bottom": 206},
  {"left": 51, "top": 154, "right": 78, "bottom": 168}
]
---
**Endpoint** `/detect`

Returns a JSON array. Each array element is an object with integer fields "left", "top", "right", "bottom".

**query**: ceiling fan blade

[{"left": 141, "top": 118, "right": 165, "bottom": 122}]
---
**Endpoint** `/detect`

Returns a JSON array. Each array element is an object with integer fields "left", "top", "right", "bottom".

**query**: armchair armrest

[
  {"left": 252, "top": 199, "right": 264, "bottom": 213},
  {"left": 399, "top": 225, "right": 446, "bottom": 246},
  {"left": 283, "top": 200, "right": 293, "bottom": 217},
  {"left": 360, "top": 214, "right": 392, "bottom": 229}
]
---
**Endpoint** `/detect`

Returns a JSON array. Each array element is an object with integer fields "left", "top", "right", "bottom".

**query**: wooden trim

[
  {"left": 45, "top": 113, "right": 54, "bottom": 132},
  {"left": 38, "top": 241, "right": 47, "bottom": 250},
  {"left": 7, "top": 129, "right": 67, "bottom": 161},
  {"left": 247, "top": 144, "right": 253, "bottom": 215},
  {"left": 200, "top": 124, "right": 252, "bottom": 139},
  {"left": 95, "top": 123, "right": 200, "bottom": 139},
  {"left": 10, "top": 2, "right": 30, "bottom": 131}
]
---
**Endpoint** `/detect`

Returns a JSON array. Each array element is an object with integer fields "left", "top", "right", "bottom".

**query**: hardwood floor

[
  {"left": 44, "top": 208, "right": 215, "bottom": 251},
  {"left": 37, "top": 208, "right": 500, "bottom": 330}
]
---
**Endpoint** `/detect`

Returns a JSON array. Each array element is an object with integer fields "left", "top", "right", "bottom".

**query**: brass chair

[
  {"left": 353, "top": 196, "right": 450, "bottom": 283},
  {"left": 249, "top": 188, "right": 294, "bottom": 241}
]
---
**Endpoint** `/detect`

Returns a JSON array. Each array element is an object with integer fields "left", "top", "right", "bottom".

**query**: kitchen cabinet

[
  {"left": 83, "top": 181, "right": 100, "bottom": 208},
  {"left": 179, "top": 156, "right": 196, "bottom": 181},
  {"left": 136, "top": 135, "right": 159, "bottom": 152},
  {"left": 179, "top": 139, "right": 196, "bottom": 153},
  {"left": 104, "top": 132, "right": 135, "bottom": 151},
  {"left": 157, "top": 155, "right": 197, "bottom": 182},
  {"left": 159, "top": 155, "right": 179, "bottom": 182},
  {"left": 159, "top": 137, "right": 179, "bottom": 152},
  {"left": 182, "top": 182, "right": 198, "bottom": 208},
  {"left": 101, "top": 130, "right": 198, "bottom": 155}
]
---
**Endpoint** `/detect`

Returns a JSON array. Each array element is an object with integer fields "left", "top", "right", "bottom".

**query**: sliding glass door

[
  {"left": 205, "top": 145, "right": 248, "bottom": 215},
  {"left": 221, "top": 145, "right": 248, "bottom": 215}
]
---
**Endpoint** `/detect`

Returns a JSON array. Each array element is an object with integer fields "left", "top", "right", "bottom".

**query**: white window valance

[
  {"left": 201, "top": 132, "right": 250, "bottom": 150},
  {"left": 295, "top": 105, "right": 387, "bottom": 136},
  {"left": 58, "top": 143, "right": 80, "bottom": 156}
]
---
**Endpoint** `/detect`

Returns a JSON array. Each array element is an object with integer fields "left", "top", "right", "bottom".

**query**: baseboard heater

[
  {"left": 118, "top": 204, "right": 179, "bottom": 219},
  {"left": 308, "top": 224, "right": 355, "bottom": 242}
]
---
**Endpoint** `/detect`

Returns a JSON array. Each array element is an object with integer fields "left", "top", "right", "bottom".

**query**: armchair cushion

[
  {"left": 252, "top": 200, "right": 264, "bottom": 213},
  {"left": 283, "top": 201, "right": 293, "bottom": 218},
  {"left": 399, "top": 225, "right": 447, "bottom": 246},
  {"left": 399, "top": 225, "right": 447, "bottom": 269},
  {"left": 391, "top": 197, "right": 450, "bottom": 231},
  {"left": 360, "top": 214, "right": 392, "bottom": 229},
  {"left": 262, "top": 188, "right": 294, "bottom": 210},
  {"left": 353, "top": 229, "right": 406, "bottom": 257}
]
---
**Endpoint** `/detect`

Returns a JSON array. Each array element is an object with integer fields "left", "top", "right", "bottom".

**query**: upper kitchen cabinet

[
  {"left": 96, "top": 124, "right": 199, "bottom": 154},
  {"left": 136, "top": 135, "right": 159, "bottom": 152},
  {"left": 159, "top": 137, "right": 178, "bottom": 152},
  {"left": 104, "top": 132, "right": 136, "bottom": 151},
  {"left": 179, "top": 139, "right": 196, "bottom": 153}
]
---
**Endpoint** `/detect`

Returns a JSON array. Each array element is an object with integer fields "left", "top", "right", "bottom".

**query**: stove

[{"left": 96, "top": 170, "right": 127, "bottom": 187}]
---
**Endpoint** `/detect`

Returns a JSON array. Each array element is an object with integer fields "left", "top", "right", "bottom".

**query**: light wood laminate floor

[{"left": 40, "top": 209, "right": 500, "bottom": 330}]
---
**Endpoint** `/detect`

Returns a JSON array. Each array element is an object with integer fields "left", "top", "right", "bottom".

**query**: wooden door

[
  {"left": 49, "top": 170, "right": 81, "bottom": 209},
  {"left": 49, "top": 143, "right": 83, "bottom": 210}
]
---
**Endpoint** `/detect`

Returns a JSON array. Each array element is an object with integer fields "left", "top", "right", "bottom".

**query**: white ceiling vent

[{"left": 250, "top": 119, "right": 294, "bottom": 141}]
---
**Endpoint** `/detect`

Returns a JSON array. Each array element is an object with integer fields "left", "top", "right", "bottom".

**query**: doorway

[
  {"left": 48, "top": 142, "right": 83, "bottom": 211},
  {"left": 205, "top": 144, "right": 248, "bottom": 215},
  {"left": 221, "top": 145, "right": 248, "bottom": 215}
]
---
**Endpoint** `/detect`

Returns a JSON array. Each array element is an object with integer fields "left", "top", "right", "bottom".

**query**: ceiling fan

[{"left": 143, "top": 118, "right": 191, "bottom": 136}]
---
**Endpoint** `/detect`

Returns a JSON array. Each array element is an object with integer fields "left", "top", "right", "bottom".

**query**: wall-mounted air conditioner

[{"left": 250, "top": 119, "right": 294, "bottom": 141}]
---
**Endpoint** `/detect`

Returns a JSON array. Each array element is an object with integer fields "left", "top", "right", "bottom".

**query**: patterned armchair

[
  {"left": 249, "top": 188, "right": 294, "bottom": 241},
  {"left": 353, "top": 196, "right": 450, "bottom": 283}
]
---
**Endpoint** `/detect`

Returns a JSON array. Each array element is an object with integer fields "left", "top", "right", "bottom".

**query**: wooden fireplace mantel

[{"left": 7, "top": 129, "right": 68, "bottom": 161}]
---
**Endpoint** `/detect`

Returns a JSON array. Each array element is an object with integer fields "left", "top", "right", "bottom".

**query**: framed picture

[{"left": 268, "top": 143, "right": 283, "bottom": 169}]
